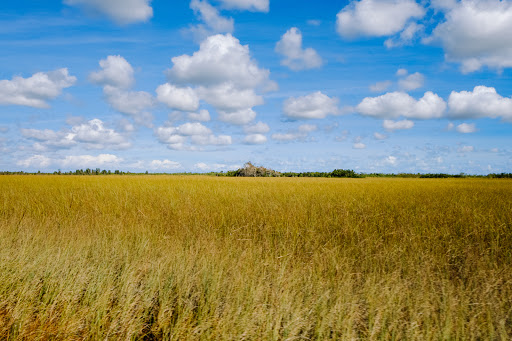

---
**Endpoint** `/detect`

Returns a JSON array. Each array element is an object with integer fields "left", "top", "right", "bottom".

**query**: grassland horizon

[{"left": 1, "top": 175, "right": 511, "bottom": 339}]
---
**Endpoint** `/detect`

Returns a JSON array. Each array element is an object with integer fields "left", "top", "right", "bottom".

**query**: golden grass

[{"left": 0, "top": 175, "right": 511, "bottom": 340}]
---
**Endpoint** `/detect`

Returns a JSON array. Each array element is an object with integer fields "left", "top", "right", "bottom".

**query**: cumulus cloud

[
  {"left": 384, "top": 22, "right": 424, "bottom": 48},
  {"left": 456, "top": 123, "right": 477, "bottom": 133},
  {"left": 17, "top": 155, "right": 52, "bottom": 168},
  {"left": 356, "top": 91, "right": 446, "bottom": 119},
  {"left": 155, "top": 122, "right": 231, "bottom": 150},
  {"left": 168, "top": 34, "right": 271, "bottom": 89},
  {"left": 370, "top": 80, "right": 392, "bottom": 92},
  {"left": 156, "top": 83, "right": 200, "bottom": 112},
  {"left": 352, "top": 136, "right": 366, "bottom": 149},
  {"left": 275, "top": 27, "right": 323, "bottom": 71},
  {"left": 283, "top": 91, "right": 339, "bottom": 119},
  {"left": 336, "top": 0, "right": 424, "bottom": 39},
  {"left": 0, "top": 68, "right": 76, "bottom": 108},
  {"left": 448, "top": 86, "right": 512, "bottom": 122},
  {"left": 374, "top": 132, "right": 388, "bottom": 140},
  {"left": 89, "top": 55, "right": 134, "bottom": 89},
  {"left": 64, "top": 0, "right": 153, "bottom": 25},
  {"left": 60, "top": 154, "right": 122, "bottom": 168},
  {"left": 165, "top": 34, "right": 274, "bottom": 125},
  {"left": 197, "top": 83, "right": 263, "bottom": 112},
  {"left": 21, "top": 118, "right": 131, "bottom": 150},
  {"left": 217, "top": 0, "right": 269, "bottom": 12},
  {"left": 428, "top": 0, "right": 512, "bottom": 73},
  {"left": 104, "top": 86, "right": 154, "bottom": 117},
  {"left": 189, "top": 0, "right": 234, "bottom": 40},
  {"left": 90, "top": 55, "right": 154, "bottom": 125},
  {"left": 194, "top": 162, "right": 241, "bottom": 171},
  {"left": 243, "top": 133, "right": 267, "bottom": 144},
  {"left": 17, "top": 153, "right": 122, "bottom": 169},
  {"left": 187, "top": 109, "right": 211, "bottom": 122},
  {"left": 398, "top": 72, "right": 424, "bottom": 91},
  {"left": 383, "top": 119, "right": 414, "bottom": 131},
  {"left": 384, "top": 155, "right": 398, "bottom": 165},
  {"left": 148, "top": 159, "right": 182, "bottom": 170},
  {"left": 396, "top": 68, "right": 408, "bottom": 77},
  {"left": 271, "top": 124, "right": 317, "bottom": 142}
]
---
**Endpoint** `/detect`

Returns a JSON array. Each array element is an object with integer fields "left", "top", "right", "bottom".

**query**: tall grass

[{"left": 0, "top": 176, "right": 511, "bottom": 340}]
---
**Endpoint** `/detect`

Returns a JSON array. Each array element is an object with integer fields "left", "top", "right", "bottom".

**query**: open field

[{"left": 0, "top": 175, "right": 511, "bottom": 340}]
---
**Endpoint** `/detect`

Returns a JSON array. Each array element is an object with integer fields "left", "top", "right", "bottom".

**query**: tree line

[{"left": 1, "top": 166, "right": 511, "bottom": 179}]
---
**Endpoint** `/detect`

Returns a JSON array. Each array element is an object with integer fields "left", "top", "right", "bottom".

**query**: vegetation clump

[{"left": 231, "top": 162, "right": 281, "bottom": 177}]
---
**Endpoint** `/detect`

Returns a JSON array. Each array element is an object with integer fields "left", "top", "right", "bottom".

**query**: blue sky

[{"left": 1, "top": 0, "right": 511, "bottom": 174}]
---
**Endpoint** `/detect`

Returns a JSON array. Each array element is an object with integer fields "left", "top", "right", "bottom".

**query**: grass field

[{"left": 0, "top": 175, "right": 511, "bottom": 340}]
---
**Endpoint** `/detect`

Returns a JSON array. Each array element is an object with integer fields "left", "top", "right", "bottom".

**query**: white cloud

[
  {"left": 197, "top": 83, "right": 263, "bottom": 112},
  {"left": 176, "top": 122, "right": 212, "bottom": 136},
  {"left": 17, "top": 155, "right": 52, "bottom": 168},
  {"left": 356, "top": 91, "right": 446, "bottom": 119},
  {"left": 448, "top": 86, "right": 512, "bottom": 121},
  {"left": 189, "top": 0, "right": 234, "bottom": 40},
  {"left": 370, "top": 80, "right": 392, "bottom": 92},
  {"left": 275, "top": 27, "right": 323, "bottom": 71},
  {"left": 384, "top": 22, "right": 424, "bottom": 48},
  {"left": 149, "top": 160, "right": 182, "bottom": 170},
  {"left": 21, "top": 118, "right": 131, "bottom": 150},
  {"left": 352, "top": 136, "right": 366, "bottom": 149},
  {"left": 17, "top": 153, "right": 123, "bottom": 169},
  {"left": 90, "top": 56, "right": 154, "bottom": 125},
  {"left": 396, "top": 68, "right": 408, "bottom": 77},
  {"left": 0, "top": 68, "right": 76, "bottom": 108},
  {"left": 60, "top": 154, "right": 122, "bottom": 168},
  {"left": 89, "top": 55, "right": 134, "bottom": 89},
  {"left": 156, "top": 83, "right": 200, "bottom": 112},
  {"left": 384, "top": 155, "right": 397, "bottom": 165},
  {"left": 428, "top": 0, "right": 512, "bottom": 73},
  {"left": 165, "top": 34, "right": 273, "bottom": 125},
  {"left": 104, "top": 86, "right": 154, "bottom": 118},
  {"left": 64, "top": 0, "right": 153, "bottom": 25},
  {"left": 374, "top": 132, "right": 388, "bottom": 140},
  {"left": 298, "top": 124, "right": 317, "bottom": 133},
  {"left": 244, "top": 121, "right": 270, "bottom": 134},
  {"left": 155, "top": 122, "right": 232, "bottom": 150},
  {"left": 217, "top": 0, "right": 269, "bottom": 12},
  {"left": 271, "top": 124, "right": 317, "bottom": 142},
  {"left": 398, "top": 72, "right": 424, "bottom": 91},
  {"left": 217, "top": 108, "right": 257, "bottom": 125},
  {"left": 118, "top": 118, "right": 136, "bottom": 132},
  {"left": 283, "top": 91, "right": 339, "bottom": 119},
  {"left": 307, "top": 19, "right": 321, "bottom": 26},
  {"left": 336, "top": 0, "right": 424, "bottom": 39},
  {"left": 191, "top": 134, "right": 232, "bottom": 145},
  {"left": 71, "top": 119, "right": 131, "bottom": 148},
  {"left": 168, "top": 34, "right": 271, "bottom": 89},
  {"left": 194, "top": 162, "right": 241, "bottom": 171},
  {"left": 244, "top": 133, "right": 267, "bottom": 144},
  {"left": 187, "top": 109, "right": 211, "bottom": 122},
  {"left": 383, "top": 119, "right": 414, "bottom": 131},
  {"left": 456, "top": 123, "right": 477, "bottom": 134}
]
